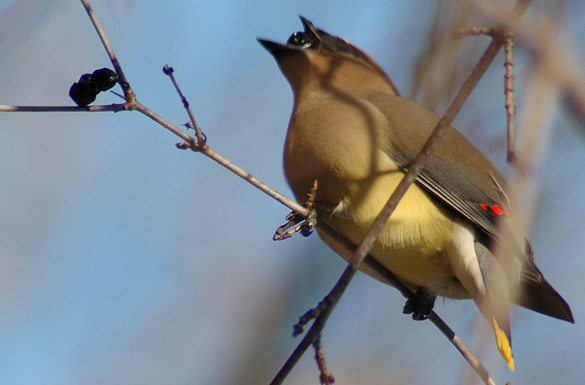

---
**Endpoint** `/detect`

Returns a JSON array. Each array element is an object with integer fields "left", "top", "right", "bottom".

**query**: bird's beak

[
  {"left": 257, "top": 38, "right": 288, "bottom": 56},
  {"left": 257, "top": 16, "right": 321, "bottom": 57}
]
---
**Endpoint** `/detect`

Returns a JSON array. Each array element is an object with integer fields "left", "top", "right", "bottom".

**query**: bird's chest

[{"left": 283, "top": 97, "right": 392, "bottom": 203}]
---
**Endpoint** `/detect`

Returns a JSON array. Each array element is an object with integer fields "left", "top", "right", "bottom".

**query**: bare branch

[
  {"left": 79, "top": 0, "right": 135, "bottom": 104},
  {"left": 270, "top": 264, "right": 357, "bottom": 385},
  {"left": 162, "top": 65, "right": 206, "bottom": 146},
  {"left": 458, "top": 26, "right": 518, "bottom": 162},
  {"left": 0, "top": 104, "right": 128, "bottom": 112},
  {"left": 503, "top": 34, "right": 517, "bottom": 163},
  {"left": 472, "top": 0, "right": 585, "bottom": 129},
  {"left": 313, "top": 339, "right": 334, "bottom": 385}
]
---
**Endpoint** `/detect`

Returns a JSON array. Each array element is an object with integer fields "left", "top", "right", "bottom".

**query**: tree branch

[
  {"left": 0, "top": 104, "right": 128, "bottom": 112},
  {"left": 79, "top": 0, "right": 135, "bottom": 104}
]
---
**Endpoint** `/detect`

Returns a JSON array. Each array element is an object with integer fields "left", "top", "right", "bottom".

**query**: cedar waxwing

[{"left": 259, "top": 17, "right": 573, "bottom": 371}]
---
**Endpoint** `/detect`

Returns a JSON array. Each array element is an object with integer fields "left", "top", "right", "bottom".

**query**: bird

[{"left": 258, "top": 16, "right": 573, "bottom": 371}]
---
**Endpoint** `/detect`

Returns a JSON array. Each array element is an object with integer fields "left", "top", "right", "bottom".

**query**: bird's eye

[{"left": 287, "top": 31, "right": 316, "bottom": 49}]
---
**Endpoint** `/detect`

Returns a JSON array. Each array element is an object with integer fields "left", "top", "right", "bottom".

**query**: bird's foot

[{"left": 403, "top": 288, "right": 436, "bottom": 321}]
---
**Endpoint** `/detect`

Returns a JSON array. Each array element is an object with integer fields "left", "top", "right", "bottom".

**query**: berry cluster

[{"left": 69, "top": 68, "right": 118, "bottom": 107}]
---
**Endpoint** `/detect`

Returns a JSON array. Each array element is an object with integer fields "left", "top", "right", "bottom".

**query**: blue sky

[{"left": 0, "top": 1, "right": 584, "bottom": 384}]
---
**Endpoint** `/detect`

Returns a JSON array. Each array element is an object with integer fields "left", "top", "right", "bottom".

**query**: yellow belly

[{"left": 316, "top": 170, "right": 469, "bottom": 298}]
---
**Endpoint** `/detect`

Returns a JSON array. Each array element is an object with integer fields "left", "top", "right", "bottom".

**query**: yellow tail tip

[{"left": 492, "top": 317, "right": 515, "bottom": 371}]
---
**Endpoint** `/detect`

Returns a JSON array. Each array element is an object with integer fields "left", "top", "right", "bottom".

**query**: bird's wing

[
  {"left": 368, "top": 93, "right": 574, "bottom": 322},
  {"left": 367, "top": 94, "right": 523, "bottom": 256}
]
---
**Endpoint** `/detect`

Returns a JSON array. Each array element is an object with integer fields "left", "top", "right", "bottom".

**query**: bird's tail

[{"left": 512, "top": 259, "right": 574, "bottom": 323}]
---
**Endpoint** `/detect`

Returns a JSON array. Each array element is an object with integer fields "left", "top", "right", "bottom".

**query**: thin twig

[
  {"left": 162, "top": 65, "right": 206, "bottom": 146},
  {"left": 473, "top": 0, "right": 585, "bottom": 131},
  {"left": 457, "top": 26, "right": 495, "bottom": 36},
  {"left": 133, "top": 102, "right": 192, "bottom": 142},
  {"left": 79, "top": 0, "right": 135, "bottom": 105},
  {"left": 133, "top": 99, "right": 303, "bottom": 216},
  {"left": 299, "top": 180, "right": 319, "bottom": 236},
  {"left": 270, "top": 264, "right": 357, "bottom": 385},
  {"left": 313, "top": 339, "right": 335, "bottom": 385},
  {"left": 135, "top": 101, "right": 307, "bottom": 215},
  {"left": 503, "top": 34, "right": 517, "bottom": 163},
  {"left": 0, "top": 104, "right": 128, "bottom": 112},
  {"left": 202, "top": 145, "right": 307, "bottom": 214},
  {"left": 458, "top": 25, "right": 518, "bottom": 163},
  {"left": 293, "top": 305, "right": 321, "bottom": 337}
]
